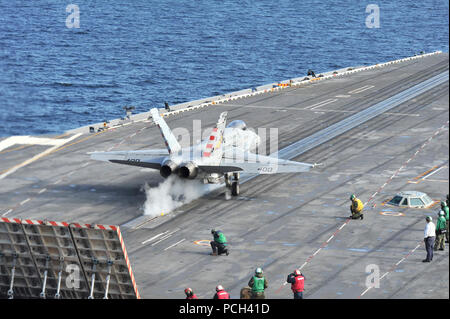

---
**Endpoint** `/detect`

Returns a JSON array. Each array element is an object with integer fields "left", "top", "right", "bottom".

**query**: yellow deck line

[{"left": 412, "top": 165, "right": 439, "bottom": 180}]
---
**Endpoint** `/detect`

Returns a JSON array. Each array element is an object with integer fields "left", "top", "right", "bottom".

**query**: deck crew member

[
  {"left": 286, "top": 269, "right": 305, "bottom": 299},
  {"left": 349, "top": 194, "right": 364, "bottom": 220},
  {"left": 441, "top": 200, "right": 449, "bottom": 243},
  {"left": 248, "top": 268, "right": 268, "bottom": 299},
  {"left": 213, "top": 285, "right": 230, "bottom": 299},
  {"left": 434, "top": 211, "right": 446, "bottom": 251},
  {"left": 210, "top": 229, "right": 229, "bottom": 256},
  {"left": 423, "top": 216, "right": 436, "bottom": 262},
  {"left": 185, "top": 288, "right": 198, "bottom": 299}
]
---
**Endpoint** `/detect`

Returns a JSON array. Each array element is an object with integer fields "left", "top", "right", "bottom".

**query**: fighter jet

[{"left": 89, "top": 108, "right": 316, "bottom": 196}]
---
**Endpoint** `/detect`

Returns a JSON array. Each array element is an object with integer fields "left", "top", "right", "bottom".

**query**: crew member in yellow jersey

[{"left": 349, "top": 194, "right": 364, "bottom": 220}]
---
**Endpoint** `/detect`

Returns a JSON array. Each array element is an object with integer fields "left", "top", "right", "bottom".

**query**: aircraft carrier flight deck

[{"left": 0, "top": 52, "right": 448, "bottom": 299}]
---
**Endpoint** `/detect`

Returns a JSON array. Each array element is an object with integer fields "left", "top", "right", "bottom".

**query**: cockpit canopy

[{"left": 227, "top": 120, "right": 247, "bottom": 130}]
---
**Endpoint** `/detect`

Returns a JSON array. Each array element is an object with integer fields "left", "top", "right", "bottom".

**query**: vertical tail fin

[
  {"left": 150, "top": 108, "right": 181, "bottom": 154},
  {"left": 202, "top": 111, "right": 227, "bottom": 159}
]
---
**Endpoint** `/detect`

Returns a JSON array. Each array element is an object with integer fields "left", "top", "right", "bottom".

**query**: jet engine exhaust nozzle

[
  {"left": 160, "top": 160, "right": 178, "bottom": 178},
  {"left": 178, "top": 162, "right": 198, "bottom": 179}
]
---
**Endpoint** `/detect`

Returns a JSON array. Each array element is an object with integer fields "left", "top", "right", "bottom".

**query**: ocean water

[{"left": 0, "top": 0, "right": 448, "bottom": 136}]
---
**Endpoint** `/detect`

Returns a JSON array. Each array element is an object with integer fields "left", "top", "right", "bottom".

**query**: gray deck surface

[{"left": 1, "top": 53, "right": 448, "bottom": 299}]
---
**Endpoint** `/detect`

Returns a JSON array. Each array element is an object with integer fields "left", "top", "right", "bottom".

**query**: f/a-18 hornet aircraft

[{"left": 90, "top": 108, "right": 317, "bottom": 196}]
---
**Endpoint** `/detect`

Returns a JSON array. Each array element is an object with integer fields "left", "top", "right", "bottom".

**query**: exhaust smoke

[{"left": 141, "top": 175, "right": 219, "bottom": 217}]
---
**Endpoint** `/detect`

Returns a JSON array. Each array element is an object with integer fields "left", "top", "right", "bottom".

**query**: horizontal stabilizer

[
  {"left": 109, "top": 160, "right": 162, "bottom": 170},
  {"left": 89, "top": 149, "right": 169, "bottom": 162},
  {"left": 222, "top": 147, "right": 315, "bottom": 174},
  {"left": 198, "top": 165, "right": 244, "bottom": 173},
  {"left": 89, "top": 149, "right": 168, "bottom": 170}
]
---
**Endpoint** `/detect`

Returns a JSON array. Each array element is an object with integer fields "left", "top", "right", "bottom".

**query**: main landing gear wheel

[
  {"left": 231, "top": 181, "right": 239, "bottom": 196},
  {"left": 224, "top": 173, "right": 231, "bottom": 188},
  {"left": 230, "top": 172, "right": 240, "bottom": 196},
  {"left": 225, "top": 172, "right": 240, "bottom": 196}
]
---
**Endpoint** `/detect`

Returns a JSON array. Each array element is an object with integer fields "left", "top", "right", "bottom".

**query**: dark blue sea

[{"left": 0, "top": 0, "right": 448, "bottom": 136}]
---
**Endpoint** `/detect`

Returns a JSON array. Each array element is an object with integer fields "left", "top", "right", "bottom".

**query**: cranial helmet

[
  {"left": 350, "top": 194, "right": 356, "bottom": 200},
  {"left": 294, "top": 269, "right": 301, "bottom": 276},
  {"left": 255, "top": 267, "right": 263, "bottom": 274},
  {"left": 216, "top": 285, "right": 224, "bottom": 292}
]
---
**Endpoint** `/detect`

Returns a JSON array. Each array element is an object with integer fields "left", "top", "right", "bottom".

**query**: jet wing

[
  {"left": 89, "top": 149, "right": 169, "bottom": 170},
  {"left": 210, "top": 147, "right": 315, "bottom": 174}
]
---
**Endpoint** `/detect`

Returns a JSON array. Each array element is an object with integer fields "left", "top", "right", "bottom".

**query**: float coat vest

[
  {"left": 352, "top": 199, "right": 364, "bottom": 213},
  {"left": 291, "top": 275, "right": 305, "bottom": 293},
  {"left": 252, "top": 276, "right": 265, "bottom": 293},
  {"left": 215, "top": 232, "right": 227, "bottom": 245},
  {"left": 436, "top": 216, "right": 446, "bottom": 231},
  {"left": 443, "top": 206, "right": 449, "bottom": 220},
  {"left": 217, "top": 291, "right": 230, "bottom": 299}
]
